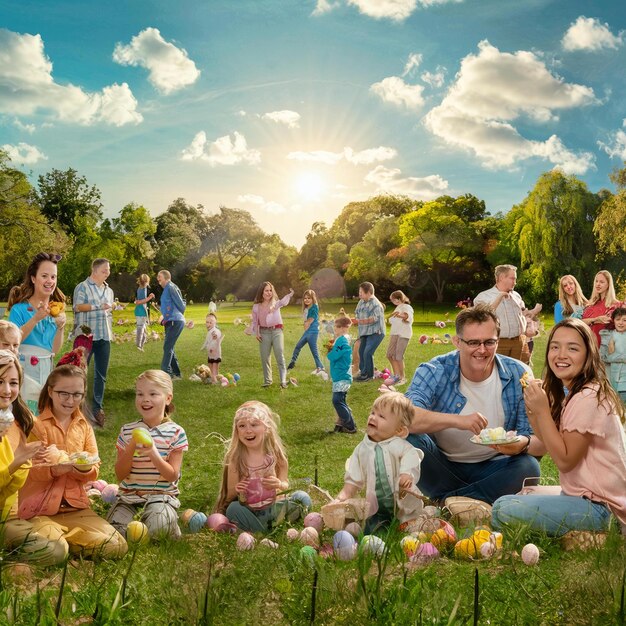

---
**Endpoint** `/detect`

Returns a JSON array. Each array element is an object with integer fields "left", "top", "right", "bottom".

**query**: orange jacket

[{"left": 18, "top": 407, "right": 99, "bottom": 519}]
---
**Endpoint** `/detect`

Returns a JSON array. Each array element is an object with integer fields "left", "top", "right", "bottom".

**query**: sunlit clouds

[
  {"left": 181, "top": 131, "right": 261, "bottom": 166},
  {"left": 1, "top": 142, "right": 47, "bottom": 164},
  {"left": 562, "top": 16, "right": 624, "bottom": 52}
]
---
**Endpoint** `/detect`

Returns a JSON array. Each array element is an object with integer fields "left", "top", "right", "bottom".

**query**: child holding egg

[
  {"left": 492, "top": 318, "right": 626, "bottom": 537},
  {"left": 18, "top": 364, "right": 127, "bottom": 559},
  {"left": 107, "top": 370, "right": 188, "bottom": 540},
  {"left": 216, "top": 400, "right": 310, "bottom": 532},
  {"left": 336, "top": 392, "right": 424, "bottom": 532}
]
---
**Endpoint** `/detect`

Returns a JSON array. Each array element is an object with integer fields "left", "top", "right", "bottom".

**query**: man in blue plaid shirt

[{"left": 72, "top": 258, "right": 114, "bottom": 427}]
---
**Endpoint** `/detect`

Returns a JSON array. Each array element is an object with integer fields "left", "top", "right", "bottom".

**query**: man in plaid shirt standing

[{"left": 73, "top": 258, "right": 114, "bottom": 427}]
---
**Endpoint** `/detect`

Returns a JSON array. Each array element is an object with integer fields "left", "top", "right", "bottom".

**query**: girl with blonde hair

[
  {"left": 582, "top": 270, "right": 620, "bottom": 345},
  {"left": 287, "top": 289, "right": 324, "bottom": 373}
]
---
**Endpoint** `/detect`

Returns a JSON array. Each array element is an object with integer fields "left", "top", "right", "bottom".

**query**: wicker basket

[{"left": 321, "top": 498, "right": 370, "bottom": 530}]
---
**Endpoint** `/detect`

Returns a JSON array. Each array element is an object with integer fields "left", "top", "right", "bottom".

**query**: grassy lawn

[{"left": 2, "top": 301, "right": 625, "bottom": 625}]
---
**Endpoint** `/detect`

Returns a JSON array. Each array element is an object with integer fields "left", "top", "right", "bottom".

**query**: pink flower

[{"left": 30, "top": 356, "right": 39, "bottom": 366}]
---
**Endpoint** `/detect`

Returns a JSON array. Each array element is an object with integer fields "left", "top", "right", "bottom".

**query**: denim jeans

[
  {"left": 358, "top": 332, "right": 384, "bottom": 378},
  {"left": 290, "top": 330, "right": 324, "bottom": 370},
  {"left": 332, "top": 391, "right": 356, "bottom": 431},
  {"left": 161, "top": 320, "right": 185, "bottom": 377},
  {"left": 406, "top": 432, "right": 541, "bottom": 504},
  {"left": 226, "top": 490, "right": 310, "bottom": 532},
  {"left": 88, "top": 339, "right": 111, "bottom": 413},
  {"left": 492, "top": 493, "right": 611, "bottom": 536}
]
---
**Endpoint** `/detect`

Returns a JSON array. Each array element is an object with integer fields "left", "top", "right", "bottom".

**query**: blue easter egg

[
  {"left": 332, "top": 530, "right": 355, "bottom": 550},
  {"left": 188, "top": 512, "right": 208, "bottom": 533},
  {"left": 233, "top": 373, "right": 240, "bottom": 382}
]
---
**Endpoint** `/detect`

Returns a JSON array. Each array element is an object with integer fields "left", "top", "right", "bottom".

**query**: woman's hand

[
  {"left": 524, "top": 380, "right": 551, "bottom": 429},
  {"left": 33, "top": 301, "right": 49, "bottom": 322},
  {"left": 54, "top": 312, "right": 67, "bottom": 329},
  {"left": 595, "top": 315, "right": 611, "bottom": 325}
]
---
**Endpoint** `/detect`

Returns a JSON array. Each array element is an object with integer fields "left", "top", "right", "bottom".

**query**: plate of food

[
  {"left": 470, "top": 427, "right": 520, "bottom": 446},
  {"left": 34, "top": 447, "right": 99, "bottom": 470}
]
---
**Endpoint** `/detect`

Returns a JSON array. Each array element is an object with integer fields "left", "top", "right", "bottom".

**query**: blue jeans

[
  {"left": 88, "top": 339, "right": 111, "bottom": 413},
  {"left": 161, "top": 320, "right": 185, "bottom": 377},
  {"left": 332, "top": 391, "right": 356, "bottom": 431},
  {"left": 358, "top": 333, "right": 384, "bottom": 378},
  {"left": 226, "top": 490, "right": 311, "bottom": 532},
  {"left": 406, "top": 433, "right": 540, "bottom": 504},
  {"left": 290, "top": 330, "right": 324, "bottom": 370},
  {"left": 492, "top": 493, "right": 611, "bottom": 536}
]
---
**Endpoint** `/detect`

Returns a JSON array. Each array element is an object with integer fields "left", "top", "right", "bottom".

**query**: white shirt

[{"left": 389, "top": 303, "right": 414, "bottom": 339}]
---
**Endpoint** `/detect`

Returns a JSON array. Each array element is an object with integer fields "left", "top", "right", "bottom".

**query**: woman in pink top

[
  {"left": 582, "top": 270, "right": 620, "bottom": 346},
  {"left": 250, "top": 283, "right": 293, "bottom": 388},
  {"left": 492, "top": 318, "right": 626, "bottom": 537}
]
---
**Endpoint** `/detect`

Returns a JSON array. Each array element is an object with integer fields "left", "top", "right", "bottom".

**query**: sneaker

[
  {"left": 280, "top": 382, "right": 289, "bottom": 389},
  {"left": 261, "top": 382, "right": 272, "bottom": 388},
  {"left": 171, "top": 374, "right": 183, "bottom": 381},
  {"left": 355, "top": 375, "right": 373, "bottom": 383},
  {"left": 327, "top": 424, "right": 357, "bottom": 434},
  {"left": 93, "top": 410, "right": 105, "bottom": 428},
  {"left": 444, "top": 496, "right": 493, "bottom": 526},
  {"left": 287, "top": 362, "right": 295, "bottom": 370}
]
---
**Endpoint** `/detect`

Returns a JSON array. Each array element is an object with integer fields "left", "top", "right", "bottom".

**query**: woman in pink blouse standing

[
  {"left": 251, "top": 283, "right": 294, "bottom": 388},
  {"left": 582, "top": 270, "right": 620, "bottom": 346}
]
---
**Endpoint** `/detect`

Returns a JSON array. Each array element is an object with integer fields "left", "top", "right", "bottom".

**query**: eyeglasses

[
  {"left": 52, "top": 390, "right": 84, "bottom": 401},
  {"left": 458, "top": 338, "right": 499, "bottom": 349}
]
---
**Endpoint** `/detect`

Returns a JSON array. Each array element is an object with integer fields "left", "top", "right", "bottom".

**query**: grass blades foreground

[{"left": 1, "top": 301, "right": 625, "bottom": 625}]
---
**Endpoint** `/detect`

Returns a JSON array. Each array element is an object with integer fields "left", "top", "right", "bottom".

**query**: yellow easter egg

[{"left": 126, "top": 521, "right": 149, "bottom": 546}]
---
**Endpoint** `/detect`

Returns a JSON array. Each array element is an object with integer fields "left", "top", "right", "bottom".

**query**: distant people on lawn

[
  {"left": 554, "top": 274, "right": 588, "bottom": 323},
  {"left": 474, "top": 264, "right": 528, "bottom": 362},
  {"left": 287, "top": 289, "right": 325, "bottom": 373},
  {"left": 107, "top": 370, "right": 188, "bottom": 540},
  {"left": 216, "top": 400, "right": 310, "bottom": 532},
  {"left": 18, "top": 365, "right": 127, "bottom": 559},
  {"left": 201, "top": 313, "right": 224, "bottom": 384},
  {"left": 8, "top": 252, "right": 67, "bottom": 413},
  {"left": 72, "top": 258, "right": 114, "bottom": 427},
  {"left": 386, "top": 290, "right": 414, "bottom": 386},
  {"left": 600, "top": 307, "right": 626, "bottom": 405},
  {"left": 405, "top": 304, "right": 545, "bottom": 513},
  {"left": 250, "top": 282, "right": 294, "bottom": 388},
  {"left": 134, "top": 274, "right": 155, "bottom": 352},
  {"left": 581, "top": 270, "right": 620, "bottom": 346},
  {"left": 157, "top": 270, "right": 186, "bottom": 381},
  {"left": 327, "top": 316, "right": 357, "bottom": 434},
  {"left": 353, "top": 282, "right": 385, "bottom": 382},
  {"left": 336, "top": 393, "right": 424, "bottom": 533},
  {"left": 492, "top": 318, "right": 626, "bottom": 537}
]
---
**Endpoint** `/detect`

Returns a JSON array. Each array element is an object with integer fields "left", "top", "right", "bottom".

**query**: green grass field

[{"left": 2, "top": 302, "right": 625, "bottom": 625}]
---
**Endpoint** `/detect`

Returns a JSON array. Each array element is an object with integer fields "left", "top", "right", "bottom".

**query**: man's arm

[{"left": 409, "top": 406, "right": 487, "bottom": 435}]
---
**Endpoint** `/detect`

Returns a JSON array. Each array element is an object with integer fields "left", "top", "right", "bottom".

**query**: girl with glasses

[{"left": 17, "top": 364, "right": 127, "bottom": 559}]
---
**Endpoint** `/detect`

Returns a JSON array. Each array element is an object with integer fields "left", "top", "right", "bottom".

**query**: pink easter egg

[
  {"left": 93, "top": 479, "right": 108, "bottom": 492},
  {"left": 206, "top": 513, "right": 236, "bottom": 533},
  {"left": 344, "top": 522, "right": 362, "bottom": 538},
  {"left": 286, "top": 528, "right": 299, "bottom": 542},
  {"left": 521, "top": 543, "right": 540, "bottom": 565},
  {"left": 300, "top": 526, "right": 320, "bottom": 548},
  {"left": 260, "top": 538, "right": 279, "bottom": 549},
  {"left": 303, "top": 512, "right": 324, "bottom": 534},
  {"left": 419, "top": 334, "right": 428, "bottom": 344},
  {"left": 101, "top": 484, "right": 119, "bottom": 504},
  {"left": 236, "top": 532, "right": 256, "bottom": 551}
]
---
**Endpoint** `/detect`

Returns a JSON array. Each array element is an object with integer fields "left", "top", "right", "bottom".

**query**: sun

[{"left": 293, "top": 171, "right": 326, "bottom": 202}]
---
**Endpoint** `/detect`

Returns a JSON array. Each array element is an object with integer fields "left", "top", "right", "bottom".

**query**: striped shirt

[
  {"left": 117, "top": 419, "right": 188, "bottom": 497},
  {"left": 73, "top": 278, "right": 114, "bottom": 341}
]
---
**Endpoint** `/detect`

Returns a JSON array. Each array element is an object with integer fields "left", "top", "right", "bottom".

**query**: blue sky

[{"left": 2, "top": 0, "right": 625, "bottom": 247}]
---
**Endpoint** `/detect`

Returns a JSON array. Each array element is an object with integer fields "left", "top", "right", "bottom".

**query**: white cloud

[
  {"left": 2, "top": 142, "right": 47, "bottom": 164},
  {"left": 312, "top": 0, "right": 340, "bottom": 16},
  {"left": 113, "top": 27, "right": 200, "bottom": 94},
  {"left": 562, "top": 16, "right": 624, "bottom": 52},
  {"left": 237, "top": 194, "right": 288, "bottom": 214},
  {"left": 424, "top": 40, "right": 597, "bottom": 173},
  {"left": 181, "top": 131, "right": 261, "bottom": 166},
  {"left": 598, "top": 120, "right": 626, "bottom": 160},
  {"left": 364, "top": 165, "right": 448, "bottom": 199},
  {"left": 370, "top": 76, "right": 425, "bottom": 110},
  {"left": 421, "top": 66, "right": 446, "bottom": 88},
  {"left": 261, "top": 110, "right": 301, "bottom": 128},
  {"left": 0, "top": 29, "right": 142, "bottom": 126},
  {"left": 287, "top": 146, "right": 397, "bottom": 165},
  {"left": 313, "top": 0, "right": 461, "bottom": 20},
  {"left": 13, "top": 118, "right": 36, "bottom": 133},
  {"left": 402, "top": 53, "right": 423, "bottom": 77}
]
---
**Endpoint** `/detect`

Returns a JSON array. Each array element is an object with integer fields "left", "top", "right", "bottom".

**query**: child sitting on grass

[{"left": 336, "top": 393, "right": 424, "bottom": 532}]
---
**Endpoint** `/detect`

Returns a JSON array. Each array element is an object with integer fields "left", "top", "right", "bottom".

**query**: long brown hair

[
  {"left": 7, "top": 253, "right": 65, "bottom": 309},
  {"left": 301, "top": 289, "right": 318, "bottom": 310},
  {"left": 542, "top": 318, "right": 624, "bottom": 428},
  {"left": 253, "top": 282, "right": 277, "bottom": 305},
  {"left": 38, "top": 365, "right": 87, "bottom": 417},
  {"left": 0, "top": 350, "right": 34, "bottom": 436}
]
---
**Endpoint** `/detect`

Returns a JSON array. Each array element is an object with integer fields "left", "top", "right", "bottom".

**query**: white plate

[{"left": 470, "top": 435, "right": 521, "bottom": 446}]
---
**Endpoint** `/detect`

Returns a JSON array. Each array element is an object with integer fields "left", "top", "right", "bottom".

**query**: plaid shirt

[
  {"left": 73, "top": 278, "right": 114, "bottom": 341},
  {"left": 355, "top": 296, "right": 386, "bottom": 337},
  {"left": 405, "top": 351, "right": 533, "bottom": 435}
]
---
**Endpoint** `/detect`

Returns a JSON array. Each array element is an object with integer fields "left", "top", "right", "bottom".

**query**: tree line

[{"left": 1, "top": 149, "right": 624, "bottom": 306}]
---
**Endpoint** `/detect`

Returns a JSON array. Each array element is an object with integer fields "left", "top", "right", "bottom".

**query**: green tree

[
  {"left": 110, "top": 202, "right": 157, "bottom": 272},
  {"left": 594, "top": 164, "right": 626, "bottom": 257},
  {"left": 32, "top": 168, "right": 103, "bottom": 238}
]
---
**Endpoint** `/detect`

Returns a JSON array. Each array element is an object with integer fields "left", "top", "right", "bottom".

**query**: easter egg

[
  {"left": 206, "top": 513, "right": 235, "bottom": 533},
  {"left": 521, "top": 543, "right": 540, "bottom": 566},
  {"left": 300, "top": 545, "right": 317, "bottom": 566},
  {"left": 180, "top": 509, "right": 196, "bottom": 526},
  {"left": 188, "top": 512, "right": 208, "bottom": 533},
  {"left": 361, "top": 535, "right": 385, "bottom": 557},
  {"left": 411, "top": 541, "right": 439, "bottom": 564},
  {"left": 236, "top": 532, "right": 256, "bottom": 551},
  {"left": 479, "top": 542, "right": 495, "bottom": 558},
  {"left": 101, "top": 484, "right": 119, "bottom": 504},
  {"left": 430, "top": 527, "right": 456, "bottom": 550},
  {"left": 221, "top": 379, "right": 228, "bottom": 387},
  {"left": 490, "top": 532, "right": 503, "bottom": 550},
  {"left": 332, "top": 530, "right": 355, "bottom": 550},
  {"left": 86, "top": 488, "right": 102, "bottom": 498},
  {"left": 400, "top": 535, "right": 419, "bottom": 558},
  {"left": 131, "top": 428, "right": 153, "bottom": 447},
  {"left": 422, "top": 505, "right": 440, "bottom": 518},
  {"left": 300, "top": 526, "right": 320, "bottom": 548},
  {"left": 260, "top": 538, "right": 279, "bottom": 549},
  {"left": 233, "top": 373, "right": 240, "bottom": 382},
  {"left": 303, "top": 512, "right": 324, "bottom": 534},
  {"left": 344, "top": 522, "right": 362, "bottom": 538},
  {"left": 419, "top": 334, "right": 428, "bottom": 344},
  {"left": 126, "top": 521, "right": 149, "bottom": 546},
  {"left": 454, "top": 538, "right": 478, "bottom": 559},
  {"left": 286, "top": 528, "right": 299, "bottom": 542},
  {"left": 319, "top": 543, "right": 334, "bottom": 559},
  {"left": 92, "top": 479, "right": 108, "bottom": 492}
]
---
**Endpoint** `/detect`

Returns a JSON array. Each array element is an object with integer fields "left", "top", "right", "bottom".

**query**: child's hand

[
  {"left": 398, "top": 473, "right": 413, "bottom": 491},
  {"left": 608, "top": 339, "right": 615, "bottom": 354},
  {"left": 261, "top": 475, "right": 282, "bottom": 490},
  {"left": 235, "top": 479, "right": 250, "bottom": 494}
]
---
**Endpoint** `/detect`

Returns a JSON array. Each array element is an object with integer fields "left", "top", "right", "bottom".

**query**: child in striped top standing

[{"left": 107, "top": 370, "right": 188, "bottom": 540}]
